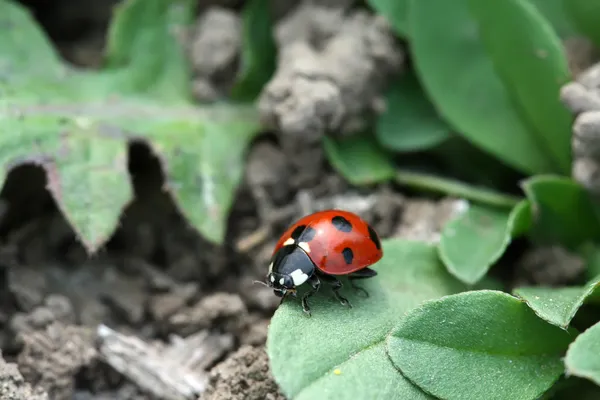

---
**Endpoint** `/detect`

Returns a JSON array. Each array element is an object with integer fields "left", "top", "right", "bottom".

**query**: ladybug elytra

[{"left": 262, "top": 209, "right": 383, "bottom": 316}]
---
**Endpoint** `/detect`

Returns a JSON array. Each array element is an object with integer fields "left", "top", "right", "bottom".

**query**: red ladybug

[{"left": 263, "top": 209, "right": 383, "bottom": 316}]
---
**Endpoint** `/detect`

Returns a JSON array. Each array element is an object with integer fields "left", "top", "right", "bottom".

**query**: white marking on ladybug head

[
  {"left": 283, "top": 237, "right": 295, "bottom": 246},
  {"left": 279, "top": 278, "right": 285, "bottom": 286},
  {"left": 289, "top": 269, "right": 309, "bottom": 286},
  {"left": 298, "top": 242, "right": 311, "bottom": 253},
  {"left": 270, "top": 275, "right": 275, "bottom": 283}
]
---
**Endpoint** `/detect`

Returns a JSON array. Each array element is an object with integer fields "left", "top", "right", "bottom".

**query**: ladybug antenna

[{"left": 252, "top": 280, "right": 269, "bottom": 287}]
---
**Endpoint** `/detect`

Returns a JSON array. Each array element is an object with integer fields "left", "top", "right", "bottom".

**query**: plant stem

[{"left": 395, "top": 169, "right": 522, "bottom": 208}]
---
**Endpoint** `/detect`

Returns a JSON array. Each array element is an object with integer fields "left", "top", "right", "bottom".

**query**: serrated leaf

[
  {"left": 438, "top": 201, "right": 530, "bottom": 285},
  {"left": 522, "top": 175, "right": 600, "bottom": 248},
  {"left": 230, "top": 0, "right": 277, "bottom": 100},
  {"left": 467, "top": 0, "right": 573, "bottom": 175},
  {"left": 409, "top": 0, "right": 557, "bottom": 175},
  {"left": 387, "top": 290, "right": 575, "bottom": 400},
  {"left": 565, "top": 320, "right": 600, "bottom": 385},
  {"left": 375, "top": 71, "right": 451, "bottom": 152},
  {"left": 142, "top": 112, "right": 259, "bottom": 243},
  {"left": 0, "top": 0, "right": 260, "bottom": 252},
  {"left": 323, "top": 133, "right": 396, "bottom": 186},
  {"left": 367, "top": 0, "right": 410, "bottom": 38},
  {"left": 266, "top": 239, "right": 467, "bottom": 399}
]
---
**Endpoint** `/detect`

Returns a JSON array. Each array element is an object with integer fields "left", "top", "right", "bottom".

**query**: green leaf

[
  {"left": 102, "top": 0, "right": 192, "bottom": 101},
  {"left": 387, "top": 290, "right": 575, "bottom": 400},
  {"left": 510, "top": 199, "right": 533, "bottom": 237},
  {"left": 367, "top": 0, "right": 410, "bottom": 38},
  {"left": 522, "top": 175, "right": 600, "bottom": 248},
  {"left": 429, "top": 136, "right": 520, "bottom": 188},
  {"left": 467, "top": 0, "right": 573, "bottom": 175},
  {"left": 229, "top": 0, "right": 277, "bottom": 101},
  {"left": 438, "top": 202, "right": 529, "bottom": 285},
  {"left": 375, "top": 71, "right": 451, "bottom": 152},
  {"left": 565, "top": 0, "right": 600, "bottom": 47},
  {"left": 514, "top": 250, "right": 600, "bottom": 329},
  {"left": 267, "top": 239, "right": 467, "bottom": 399},
  {"left": 0, "top": 0, "right": 260, "bottom": 252},
  {"left": 409, "top": 0, "right": 556, "bottom": 175},
  {"left": 528, "top": 0, "right": 581, "bottom": 38},
  {"left": 565, "top": 320, "right": 600, "bottom": 386},
  {"left": 323, "top": 133, "right": 396, "bottom": 186},
  {"left": 514, "top": 275, "right": 600, "bottom": 330}
]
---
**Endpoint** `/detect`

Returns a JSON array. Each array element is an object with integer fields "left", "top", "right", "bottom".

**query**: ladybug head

[
  {"left": 264, "top": 244, "right": 316, "bottom": 297},
  {"left": 267, "top": 272, "right": 296, "bottom": 298}
]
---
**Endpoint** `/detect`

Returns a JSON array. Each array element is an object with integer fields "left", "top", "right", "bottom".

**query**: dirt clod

[
  {"left": 188, "top": 7, "right": 242, "bottom": 101},
  {"left": 17, "top": 323, "right": 96, "bottom": 400},
  {"left": 10, "top": 294, "right": 75, "bottom": 342},
  {"left": 514, "top": 246, "right": 585, "bottom": 286},
  {"left": 395, "top": 198, "right": 467, "bottom": 244},
  {"left": 169, "top": 292, "right": 247, "bottom": 336},
  {"left": 0, "top": 352, "right": 48, "bottom": 400},
  {"left": 203, "top": 345, "right": 285, "bottom": 400},
  {"left": 259, "top": 3, "right": 404, "bottom": 138},
  {"left": 561, "top": 62, "right": 600, "bottom": 197},
  {"left": 149, "top": 283, "right": 199, "bottom": 323}
]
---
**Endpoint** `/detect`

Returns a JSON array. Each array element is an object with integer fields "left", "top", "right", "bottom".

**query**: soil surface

[{"left": 1, "top": 1, "right": 590, "bottom": 399}]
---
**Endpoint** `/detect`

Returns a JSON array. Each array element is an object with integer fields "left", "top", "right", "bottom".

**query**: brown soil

[{"left": 1, "top": 1, "right": 581, "bottom": 399}]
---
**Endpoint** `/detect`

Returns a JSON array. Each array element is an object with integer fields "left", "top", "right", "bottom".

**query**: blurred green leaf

[
  {"left": 528, "top": 0, "right": 581, "bottom": 38},
  {"left": 0, "top": 0, "right": 260, "bottom": 252},
  {"left": 267, "top": 240, "right": 466, "bottom": 399},
  {"left": 387, "top": 290, "right": 575, "bottom": 400},
  {"left": 522, "top": 175, "right": 600, "bottom": 248},
  {"left": 438, "top": 201, "right": 531, "bottom": 285},
  {"left": 375, "top": 71, "right": 451, "bottom": 152},
  {"left": 230, "top": 0, "right": 277, "bottom": 100},
  {"left": 367, "top": 0, "right": 410, "bottom": 38},
  {"left": 323, "top": 133, "right": 396, "bottom": 185},
  {"left": 510, "top": 199, "right": 533, "bottom": 237},
  {"left": 429, "top": 136, "right": 520, "bottom": 188},
  {"left": 102, "top": 0, "right": 192, "bottom": 101},
  {"left": 565, "top": 0, "right": 600, "bottom": 47},
  {"left": 409, "top": 0, "right": 559, "bottom": 175},
  {"left": 565, "top": 320, "right": 600, "bottom": 386},
  {"left": 468, "top": 0, "right": 573, "bottom": 175}
]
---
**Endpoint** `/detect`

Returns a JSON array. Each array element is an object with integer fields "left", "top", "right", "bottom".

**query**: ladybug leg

[
  {"left": 348, "top": 267, "right": 378, "bottom": 298},
  {"left": 316, "top": 272, "right": 352, "bottom": 308},
  {"left": 301, "top": 274, "right": 321, "bottom": 317}
]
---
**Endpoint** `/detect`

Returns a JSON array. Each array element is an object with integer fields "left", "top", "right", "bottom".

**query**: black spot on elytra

[
  {"left": 291, "top": 225, "right": 317, "bottom": 242},
  {"left": 291, "top": 225, "right": 306, "bottom": 241},
  {"left": 368, "top": 225, "right": 381, "bottom": 250},
  {"left": 332, "top": 216, "right": 352, "bottom": 233},
  {"left": 342, "top": 247, "right": 354, "bottom": 265}
]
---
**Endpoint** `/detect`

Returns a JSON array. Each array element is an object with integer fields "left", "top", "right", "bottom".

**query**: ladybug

[{"left": 263, "top": 209, "right": 383, "bottom": 316}]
